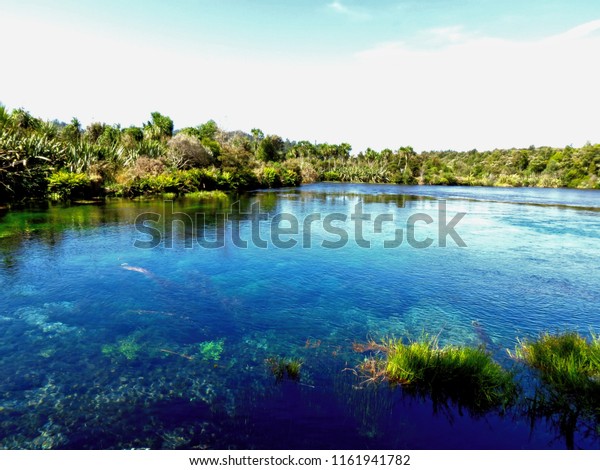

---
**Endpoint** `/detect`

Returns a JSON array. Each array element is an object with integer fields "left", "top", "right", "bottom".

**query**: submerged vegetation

[
  {"left": 197, "top": 339, "right": 225, "bottom": 362},
  {"left": 356, "top": 337, "right": 516, "bottom": 413},
  {"left": 266, "top": 356, "right": 303, "bottom": 381},
  {"left": 1, "top": 104, "right": 599, "bottom": 202},
  {"left": 101, "top": 334, "right": 143, "bottom": 361}
]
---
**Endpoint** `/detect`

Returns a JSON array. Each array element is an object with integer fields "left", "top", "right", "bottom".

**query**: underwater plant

[
  {"left": 266, "top": 356, "right": 303, "bottom": 381},
  {"left": 101, "top": 334, "right": 143, "bottom": 360},
  {"left": 197, "top": 339, "right": 225, "bottom": 361}
]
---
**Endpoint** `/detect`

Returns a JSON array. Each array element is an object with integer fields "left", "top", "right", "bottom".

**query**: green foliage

[
  {"left": 280, "top": 169, "right": 301, "bottom": 187},
  {"left": 510, "top": 332, "right": 600, "bottom": 448},
  {"left": 216, "top": 169, "right": 257, "bottom": 191},
  {"left": 2, "top": 104, "right": 600, "bottom": 203},
  {"left": 511, "top": 332, "right": 600, "bottom": 403},
  {"left": 256, "top": 135, "right": 284, "bottom": 162},
  {"left": 143, "top": 112, "right": 174, "bottom": 141},
  {"left": 101, "top": 334, "right": 143, "bottom": 360},
  {"left": 196, "top": 339, "right": 224, "bottom": 361},
  {"left": 360, "top": 337, "right": 516, "bottom": 412},
  {"left": 266, "top": 356, "right": 303, "bottom": 381},
  {"left": 0, "top": 131, "right": 64, "bottom": 200},
  {"left": 322, "top": 170, "right": 341, "bottom": 181},
  {"left": 61, "top": 117, "right": 82, "bottom": 144},
  {"left": 256, "top": 166, "right": 280, "bottom": 188},
  {"left": 185, "top": 190, "right": 229, "bottom": 201},
  {"left": 47, "top": 171, "right": 92, "bottom": 200}
]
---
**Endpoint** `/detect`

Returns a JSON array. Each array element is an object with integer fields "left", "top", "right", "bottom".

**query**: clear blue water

[{"left": 1, "top": 183, "right": 599, "bottom": 449}]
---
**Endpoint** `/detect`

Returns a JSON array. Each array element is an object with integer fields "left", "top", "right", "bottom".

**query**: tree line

[{"left": 1, "top": 105, "right": 599, "bottom": 202}]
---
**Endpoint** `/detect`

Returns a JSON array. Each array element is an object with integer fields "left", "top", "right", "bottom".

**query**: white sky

[{"left": 1, "top": 11, "right": 599, "bottom": 152}]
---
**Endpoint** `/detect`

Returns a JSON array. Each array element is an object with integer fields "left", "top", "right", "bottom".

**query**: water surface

[{"left": 1, "top": 184, "right": 599, "bottom": 449}]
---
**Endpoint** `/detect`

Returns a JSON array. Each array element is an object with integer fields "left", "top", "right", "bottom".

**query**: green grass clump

[
  {"left": 197, "top": 339, "right": 225, "bottom": 361},
  {"left": 266, "top": 357, "right": 303, "bottom": 381},
  {"left": 511, "top": 332, "right": 600, "bottom": 400},
  {"left": 184, "top": 190, "right": 229, "bottom": 201},
  {"left": 361, "top": 338, "right": 516, "bottom": 412}
]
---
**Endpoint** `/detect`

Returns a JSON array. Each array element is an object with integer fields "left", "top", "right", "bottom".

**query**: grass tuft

[
  {"left": 510, "top": 332, "right": 600, "bottom": 401},
  {"left": 266, "top": 357, "right": 303, "bottom": 381},
  {"left": 359, "top": 337, "right": 516, "bottom": 412}
]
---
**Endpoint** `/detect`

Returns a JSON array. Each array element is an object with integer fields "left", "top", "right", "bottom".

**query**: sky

[{"left": 1, "top": 0, "right": 600, "bottom": 152}]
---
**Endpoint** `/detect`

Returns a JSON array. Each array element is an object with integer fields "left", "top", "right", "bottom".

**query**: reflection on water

[{"left": 1, "top": 184, "right": 600, "bottom": 449}]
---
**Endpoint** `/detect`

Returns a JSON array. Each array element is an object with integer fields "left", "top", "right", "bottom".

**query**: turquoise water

[{"left": 1, "top": 183, "right": 599, "bottom": 449}]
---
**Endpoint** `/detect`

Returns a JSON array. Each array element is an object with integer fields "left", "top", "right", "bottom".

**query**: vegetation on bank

[{"left": 1, "top": 105, "right": 600, "bottom": 202}]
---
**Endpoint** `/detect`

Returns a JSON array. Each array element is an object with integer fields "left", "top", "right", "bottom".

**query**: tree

[
  {"left": 62, "top": 117, "right": 82, "bottom": 144},
  {"left": 256, "top": 135, "right": 284, "bottom": 162},
  {"left": 251, "top": 128, "right": 264, "bottom": 154},
  {"left": 286, "top": 141, "right": 316, "bottom": 160},
  {"left": 10, "top": 108, "right": 40, "bottom": 131},
  {"left": 180, "top": 120, "right": 221, "bottom": 158},
  {"left": 85, "top": 122, "right": 106, "bottom": 143},
  {"left": 398, "top": 146, "right": 416, "bottom": 175},
  {"left": 143, "top": 112, "right": 173, "bottom": 141},
  {"left": 122, "top": 126, "right": 143, "bottom": 143}
]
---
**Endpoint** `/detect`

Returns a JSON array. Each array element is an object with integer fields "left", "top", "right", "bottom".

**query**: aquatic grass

[
  {"left": 266, "top": 357, "right": 303, "bottom": 381},
  {"left": 510, "top": 332, "right": 600, "bottom": 449},
  {"left": 510, "top": 332, "right": 600, "bottom": 402},
  {"left": 197, "top": 339, "right": 225, "bottom": 362},
  {"left": 359, "top": 337, "right": 517, "bottom": 412}
]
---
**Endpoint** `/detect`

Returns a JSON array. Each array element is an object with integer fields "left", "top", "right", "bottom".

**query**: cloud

[
  {"left": 423, "top": 26, "right": 472, "bottom": 45},
  {"left": 1, "top": 12, "right": 599, "bottom": 153},
  {"left": 347, "top": 20, "right": 600, "bottom": 151},
  {"left": 327, "top": 1, "right": 370, "bottom": 21},
  {"left": 543, "top": 18, "right": 600, "bottom": 42}
]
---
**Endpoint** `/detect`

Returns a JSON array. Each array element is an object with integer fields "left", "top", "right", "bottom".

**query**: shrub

[
  {"left": 47, "top": 171, "right": 92, "bottom": 200},
  {"left": 280, "top": 169, "right": 301, "bottom": 187},
  {"left": 167, "top": 133, "right": 213, "bottom": 169},
  {"left": 127, "top": 156, "right": 166, "bottom": 179},
  {"left": 322, "top": 170, "right": 341, "bottom": 182},
  {"left": 255, "top": 166, "right": 281, "bottom": 188}
]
